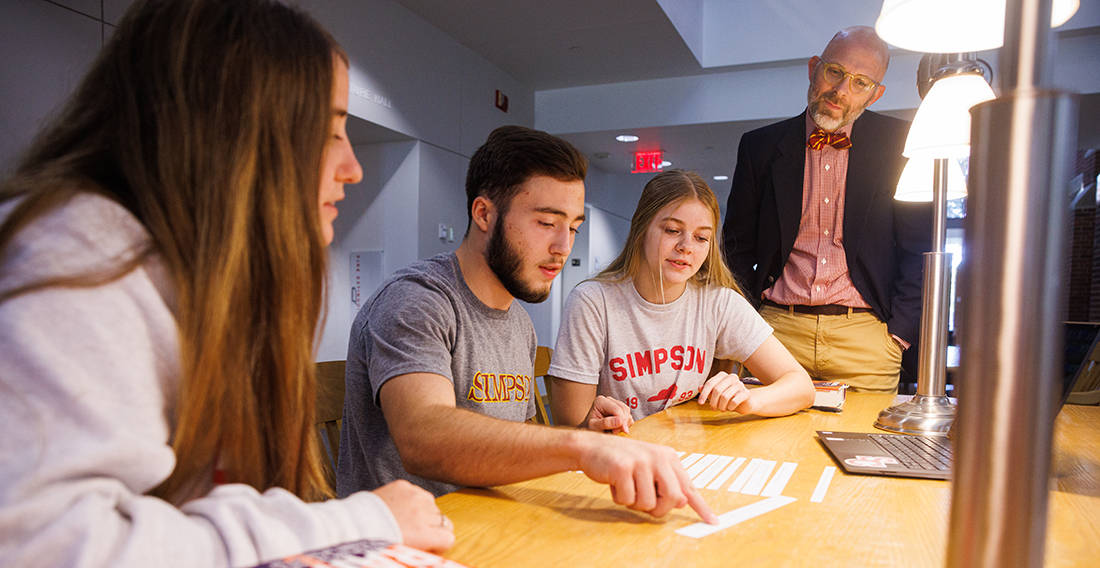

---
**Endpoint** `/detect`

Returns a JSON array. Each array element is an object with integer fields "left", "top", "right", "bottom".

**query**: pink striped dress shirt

[{"left": 763, "top": 114, "right": 871, "bottom": 309}]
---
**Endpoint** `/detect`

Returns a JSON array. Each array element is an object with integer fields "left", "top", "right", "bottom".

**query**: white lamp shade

[
  {"left": 876, "top": 0, "right": 1080, "bottom": 53},
  {"left": 903, "top": 74, "right": 996, "bottom": 159},
  {"left": 895, "top": 158, "right": 968, "bottom": 202}
]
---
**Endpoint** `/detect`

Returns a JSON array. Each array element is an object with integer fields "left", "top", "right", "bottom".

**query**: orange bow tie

[{"left": 808, "top": 128, "right": 852, "bottom": 150}]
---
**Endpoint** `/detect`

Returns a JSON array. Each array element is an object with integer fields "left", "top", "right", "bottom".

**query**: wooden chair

[
  {"left": 708, "top": 358, "right": 744, "bottom": 378},
  {"left": 314, "top": 360, "right": 347, "bottom": 490},
  {"left": 531, "top": 346, "right": 553, "bottom": 425}
]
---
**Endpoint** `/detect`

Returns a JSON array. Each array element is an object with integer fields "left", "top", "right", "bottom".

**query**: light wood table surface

[{"left": 437, "top": 394, "right": 1100, "bottom": 567}]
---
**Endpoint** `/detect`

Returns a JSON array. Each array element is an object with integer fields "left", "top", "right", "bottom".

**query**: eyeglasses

[{"left": 817, "top": 60, "right": 879, "bottom": 95}]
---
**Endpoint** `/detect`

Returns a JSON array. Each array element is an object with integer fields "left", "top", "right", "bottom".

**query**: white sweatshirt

[{"left": 0, "top": 193, "right": 401, "bottom": 567}]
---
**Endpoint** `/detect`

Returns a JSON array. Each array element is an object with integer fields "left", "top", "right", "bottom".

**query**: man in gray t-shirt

[
  {"left": 337, "top": 126, "right": 717, "bottom": 524},
  {"left": 338, "top": 252, "right": 538, "bottom": 496}
]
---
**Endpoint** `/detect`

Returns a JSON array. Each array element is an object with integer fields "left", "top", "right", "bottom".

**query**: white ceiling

[
  {"left": 390, "top": 0, "right": 705, "bottom": 91},
  {"left": 388, "top": 0, "right": 885, "bottom": 182},
  {"left": 391, "top": 0, "right": 1099, "bottom": 182}
]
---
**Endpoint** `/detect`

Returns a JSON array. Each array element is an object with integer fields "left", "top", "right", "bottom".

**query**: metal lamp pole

[{"left": 946, "top": 0, "right": 1079, "bottom": 565}]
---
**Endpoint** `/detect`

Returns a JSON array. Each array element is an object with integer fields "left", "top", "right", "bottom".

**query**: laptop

[{"left": 817, "top": 321, "right": 1100, "bottom": 480}]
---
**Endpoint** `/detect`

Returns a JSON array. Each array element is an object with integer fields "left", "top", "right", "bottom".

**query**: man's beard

[
  {"left": 485, "top": 214, "right": 552, "bottom": 303},
  {"left": 807, "top": 84, "right": 869, "bottom": 131}
]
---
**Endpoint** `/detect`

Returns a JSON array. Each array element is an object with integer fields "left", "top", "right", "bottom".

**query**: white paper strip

[
  {"left": 707, "top": 457, "right": 746, "bottom": 490},
  {"left": 680, "top": 452, "right": 705, "bottom": 469},
  {"left": 693, "top": 456, "right": 734, "bottom": 488},
  {"left": 810, "top": 466, "right": 836, "bottom": 503},
  {"left": 760, "top": 462, "right": 798, "bottom": 497},
  {"left": 675, "top": 496, "right": 798, "bottom": 539},
  {"left": 727, "top": 458, "right": 762, "bottom": 493},
  {"left": 686, "top": 454, "right": 721, "bottom": 480},
  {"left": 740, "top": 460, "right": 776, "bottom": 495}
]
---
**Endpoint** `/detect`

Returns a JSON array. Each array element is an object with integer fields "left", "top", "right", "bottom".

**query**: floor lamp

[{"left": 874, "top": 55, "right": 994, "bottom": 435}]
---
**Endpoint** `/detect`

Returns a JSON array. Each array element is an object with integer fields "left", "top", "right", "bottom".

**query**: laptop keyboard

[{"left": 869, "top": 434, "right": 953, "bottom": 471}]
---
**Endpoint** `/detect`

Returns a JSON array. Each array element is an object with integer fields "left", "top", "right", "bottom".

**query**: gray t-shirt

[
  {"left": 549, "top": 279, "right": 772, "bottom": 421},
  {"left": 337, "top": 253, "right": 537, "bottom": 498}
]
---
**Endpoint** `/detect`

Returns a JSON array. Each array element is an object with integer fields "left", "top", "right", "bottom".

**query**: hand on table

[
  {"left": 579, "top": 434, "right": 719, "bottom": 525},
  {"left": 371, "top": 480, "right": 455, "bottom": 552},
  {"left": 699, "top": 372, "right": 759, "bottom": 415},
  {"left": 583, "top": 395, "right": 634, "bottom": 434}
]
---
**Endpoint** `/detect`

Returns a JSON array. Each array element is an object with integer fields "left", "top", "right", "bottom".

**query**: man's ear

[
  {"left": 808, "top": 55, "right": 821, "bottom": 82},
  {"left": 470, "top": 195, "right": 495, "bottom": 234},
  {"left": 867, "top": 84, "right": 886, "bottom": 106}
]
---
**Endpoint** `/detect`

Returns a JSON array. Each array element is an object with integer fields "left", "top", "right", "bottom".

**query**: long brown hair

[
  {"left": 596, "top": 169, "right": 743, "bottom": 293},
  {"left": 0, "top": 0, "right": 342, "bottom": 502}
]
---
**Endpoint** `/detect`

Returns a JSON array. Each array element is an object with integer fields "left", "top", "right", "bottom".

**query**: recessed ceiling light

[
  {"left": 660, "top": 160, "right": 672, "bottom": 168},
  {"left": 713, "top": 175, "right": 729, "bottom": 181},
  {"left": 615, "top": 135, "right": 639, "bottom": 142}
]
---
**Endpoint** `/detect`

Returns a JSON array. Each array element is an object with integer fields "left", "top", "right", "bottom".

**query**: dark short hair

[{"left": 464, "top": 125, "right": 588, "bottom": 224}]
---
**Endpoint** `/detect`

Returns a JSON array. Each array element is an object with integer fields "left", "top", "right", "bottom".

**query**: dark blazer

[{"left": 722, "top": 110, "right": 933, "bottom": 346}]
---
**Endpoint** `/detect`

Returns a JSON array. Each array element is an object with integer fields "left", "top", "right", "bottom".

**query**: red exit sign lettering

[{"left": 632, "top": 151, "right": 663, "bottom": 173}]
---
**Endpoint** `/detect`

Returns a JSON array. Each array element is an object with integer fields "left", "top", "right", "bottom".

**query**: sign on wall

[
  {"left": 632, "top": 151, "right": 664, "bottom": 173},
  {"left": 351, "top": 250, "right": 384, "bottom": 314}
]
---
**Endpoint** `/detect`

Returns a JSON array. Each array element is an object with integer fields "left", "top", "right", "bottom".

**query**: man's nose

[
  {"left": 550, "top": 226, "right": 572, "bottom": 256},
  {"left": 832, "top": 77, "right": 854, "bottom": 97}
]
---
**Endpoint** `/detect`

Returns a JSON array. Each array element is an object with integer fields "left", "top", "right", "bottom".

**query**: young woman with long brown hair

[
  {"left": 0, "top": 0, "right": 452, "bottom": 565},
  {"left": 548, "top": 170, "right": 815, "bottom": 431}
]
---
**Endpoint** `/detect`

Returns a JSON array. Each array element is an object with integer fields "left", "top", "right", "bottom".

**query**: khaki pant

[{"left": 760, "top": 304, "right": 902, "bottom": 393}]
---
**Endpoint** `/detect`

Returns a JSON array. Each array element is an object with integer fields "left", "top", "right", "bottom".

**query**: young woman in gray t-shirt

[{"left": 549, "top": 170, "right": 815, "bottom": 430}]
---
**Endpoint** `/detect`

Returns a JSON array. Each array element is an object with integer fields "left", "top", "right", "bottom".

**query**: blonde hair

[
  {"left": 596, "top": 170, "right": 743, "bottom": 294},
  {"left": 0, "top": 0, "right": 343, "bottom": 502}
]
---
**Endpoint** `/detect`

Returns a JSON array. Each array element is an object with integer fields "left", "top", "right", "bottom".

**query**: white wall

[
  {"left": 0, "top": 0, "right": 103, "bottom": 176},
  {"left": 586, "top": 205, "right": 632, "bottom": 275},
  {"left": 536, "top": 25, "right": 1099, "bottom": 137},
  {"left": 302, "top": 0, "right": 535, "bottom": 156},
  {"left": 585, "top": 168, "right": 650, "bottom": 216},
  {"left": 699, "top": 0, "right": 884, "bottom": 68},
  {"left": 417, "top": 143, "right": 469, "bottom": 260},
  {"left": 534, "top": 51, "right": 926, "bottom": 135},
  {"left": 297, "top": 0, "right": 544, "bottom": 359},
  {"left": 318, "top": 140, "right": 421, "bottom": 360},
  {"left": 548, "top": 201, "right": 631, "bottom": 349}
]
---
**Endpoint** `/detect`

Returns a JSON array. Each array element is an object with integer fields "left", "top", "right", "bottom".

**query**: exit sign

[{"left": 632, "top": 151, "right": 663, "bottom": 173}]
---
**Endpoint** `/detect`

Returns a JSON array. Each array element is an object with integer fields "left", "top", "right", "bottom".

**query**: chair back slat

[
  {"left": 314, "top": 360, "right": 346, "bottom": 488},
  {"left": 531, "top": 347, "right": 553, "bottom": 425}
]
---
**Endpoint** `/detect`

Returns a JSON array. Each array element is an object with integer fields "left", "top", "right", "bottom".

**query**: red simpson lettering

[
  {"left": 610, "top": 357, "right": 628, "bottom": 381},
  {"left": 671, "top": 345, "right": 684, "bottom": 370},
  {"left": 653, "top": 348, "right": 669, "bottom": 372},
  {"left": 608, "top": 345, "right": 706, "bottom": 380}
]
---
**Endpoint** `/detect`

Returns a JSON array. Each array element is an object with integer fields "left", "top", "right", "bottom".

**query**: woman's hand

[
  {"left": 371, "top": 480, "right": 455, "bottom": 552},
  {"left": 698, "top": 372, "right": 758, "bottom": 415},
  {"left": 583, "top": 395, "right": 635, "bottom": 434}
]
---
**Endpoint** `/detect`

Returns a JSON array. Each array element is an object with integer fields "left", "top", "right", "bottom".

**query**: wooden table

[{"left": 437, "top": 394, "right": 1100, "bottom": 567}]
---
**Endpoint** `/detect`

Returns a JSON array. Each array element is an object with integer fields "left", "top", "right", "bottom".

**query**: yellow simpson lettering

[
  {"left": 467, "top": 372, "right": 488, "bottom": 402},
  {"left": 501, "top": 374, "right": 516, "bottom": 402},
  {"left": 516, "top": 374, "right": 530, "bottom": 401},
  {"left": 466, "top": 372, "right": 534, "bottom": 403},
  {"left": 486, "top": 373, "right": 500, "bottom": 402}
]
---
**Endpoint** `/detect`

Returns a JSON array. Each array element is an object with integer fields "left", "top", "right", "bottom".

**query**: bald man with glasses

[{"left": 722, "top": 26, "right": 933, "bottom": 393}]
